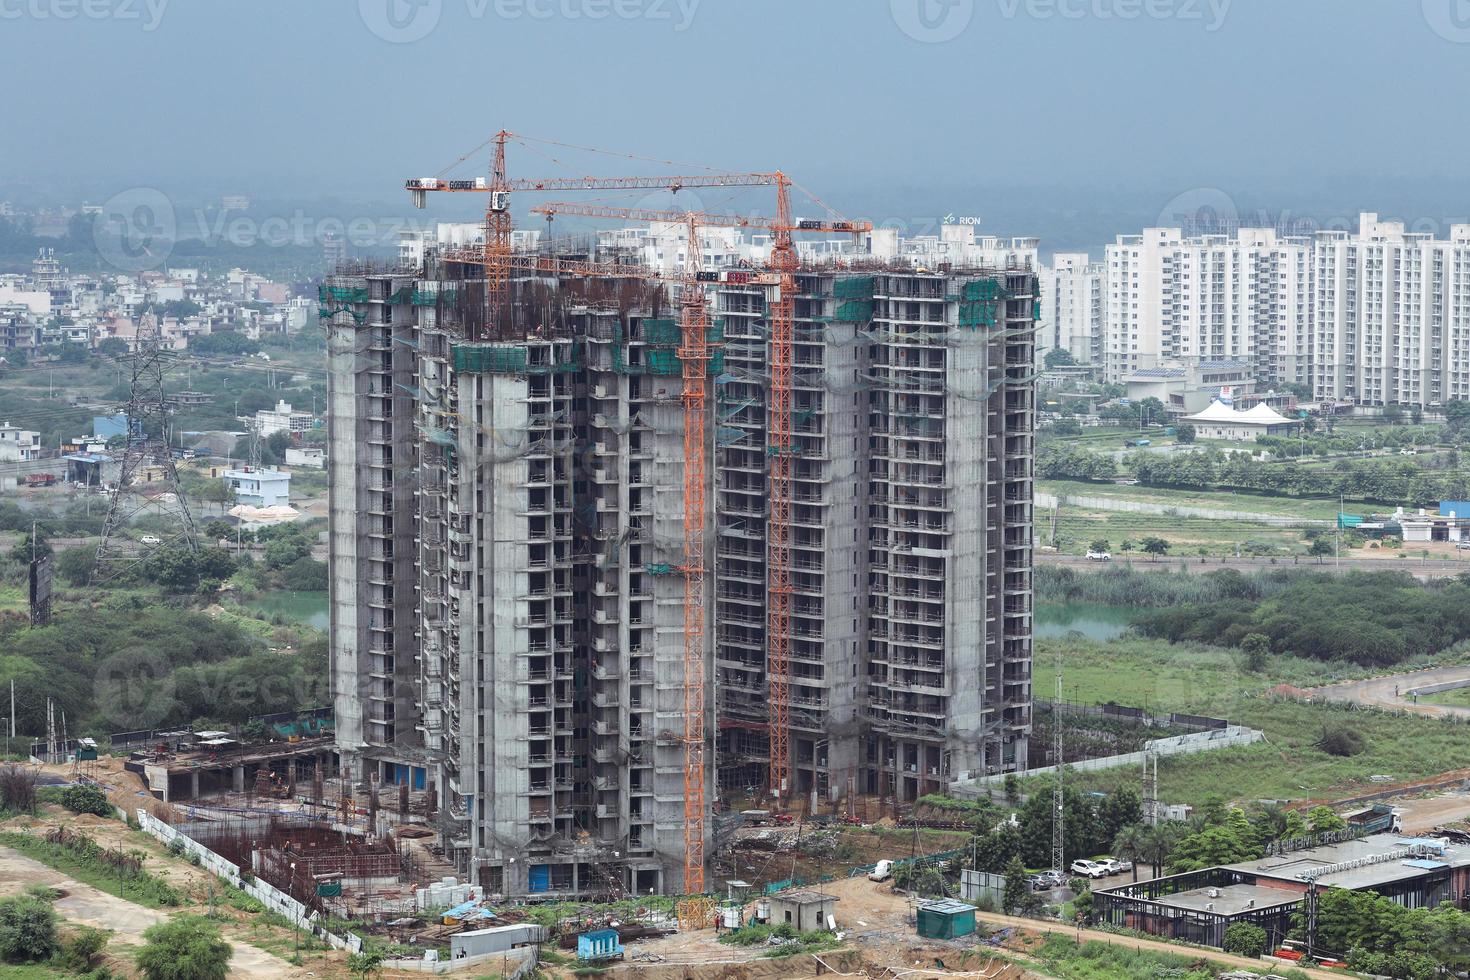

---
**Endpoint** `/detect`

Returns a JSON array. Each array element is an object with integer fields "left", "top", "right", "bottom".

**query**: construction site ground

[
  {"left": 722, "top": 823, "right": 971, "bottom": 890},
  {"left": 576, "top": 875, "right": 1348, "bottom": 980}
]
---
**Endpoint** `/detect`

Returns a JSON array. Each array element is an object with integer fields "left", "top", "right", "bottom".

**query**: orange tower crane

[
  {"left": 532, "top": 197, "right": 871, "bottom": 809},
  {"left": 406, "top": 131, "right": 779, "bottom": 337}
]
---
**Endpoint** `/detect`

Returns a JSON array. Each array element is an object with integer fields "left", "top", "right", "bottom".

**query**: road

[
  {"left": 1305, "top": 664, "right": 1470, "bottom": 719},
  {"left": 1397, "top": 792, "right": 1470, "bottom": 833},
  {"left": 1040, "top": 553, "right": 1469, "bottom": 580},
  {"left": 0, "top": 845, "right": 302, "bottom": 978}
]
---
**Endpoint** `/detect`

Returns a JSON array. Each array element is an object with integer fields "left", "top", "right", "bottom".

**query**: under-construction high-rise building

[{"left": 327, "top": 231, "right": 1035, "bottom": 900}]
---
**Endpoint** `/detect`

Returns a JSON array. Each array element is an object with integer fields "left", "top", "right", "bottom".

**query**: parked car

[
  {"left": 1070, "top": 859, "right": 1109, "bottom": 879},
  {"left": 1097, "top": 858, "right": 1133, "bottom": 875},
  {"left": 139, "top": 535, "right": 162, "bottom": 546},
  {"left": 1029, "top": 870, "right": 1065, "bottom": 891},
  {"left": 1085, "top": 550, "right": 1112, "bottom": 562},
  {"left": 868, "top": 859, "right": 894, "bottom": 882}
]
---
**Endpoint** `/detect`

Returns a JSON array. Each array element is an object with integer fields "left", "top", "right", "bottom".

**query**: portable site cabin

[
  {"left": 767, "top": 891, "right": 838, "bottom": 932},
  {"left": 915, "top": 899, "right": 978, "bottom": 940},
  {"left": 577, "top": 929, "right": 624, "bottom": 962}
]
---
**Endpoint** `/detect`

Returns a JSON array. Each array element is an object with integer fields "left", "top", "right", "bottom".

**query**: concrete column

[
  {"left": 190, "top": 771, "right": 200, "bottom": 799},
  {"left": 233, "top": 765, "right": 245, "bottom": 793}
]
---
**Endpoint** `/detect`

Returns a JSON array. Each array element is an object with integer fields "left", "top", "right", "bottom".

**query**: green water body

[
  {"left": 1035, "top": 601, "right": 1142, "bottom": 641},
  {"left": 243, "top": 591, "right": 329, "bottom": 631}
]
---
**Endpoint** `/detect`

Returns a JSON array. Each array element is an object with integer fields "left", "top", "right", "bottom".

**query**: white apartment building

[
  {"left": 1104, "top": 227, "right": 1309, "bottom": 385},
  {"left": 254, "top": 399, "right": 315, "bottom": 438},
  {"left": 1312, "top": 213, "right": 1470, "bottom": 407},
  {"left": 1038, "top": 252, "right": 1103, "bottom": 366}
]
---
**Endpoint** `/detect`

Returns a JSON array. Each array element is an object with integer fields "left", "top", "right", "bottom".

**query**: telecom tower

[{"left": 93, "top": 319, "right": 199, "bottom": 582}]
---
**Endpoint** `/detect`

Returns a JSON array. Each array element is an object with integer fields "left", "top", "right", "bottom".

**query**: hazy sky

[{"left": 4, "top": 0, "right": 1470, "bottom": 244}]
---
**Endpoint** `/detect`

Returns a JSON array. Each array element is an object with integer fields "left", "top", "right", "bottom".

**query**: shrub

[
  {"left": 55, "top": 925, "right": 109, "bottom": 971},
  {"left": 1222, "top": 921, "right": 1267, "bottom": 958},
  {"left": 0, "top": 766, "right": 38, "bottom": 814},
  {"left": 0, "top": 894, "right": 58, "bottom": 963},
  {"left": 59, "top": 785, "right": 113, "bottom": 817},
  {"left": 1315, "top": 725, "right": 1366, "bottom": 757},
  {"left": 136, "top": 915, "right": 232, "bottom": 980}
]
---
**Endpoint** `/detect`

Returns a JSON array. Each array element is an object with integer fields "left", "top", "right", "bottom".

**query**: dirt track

[
  {"left": 0, "top": 844, "right": 303, "bottom": 978},
  {"left": 1305, "top": 664, "right": 1470, "bottom": 719}
]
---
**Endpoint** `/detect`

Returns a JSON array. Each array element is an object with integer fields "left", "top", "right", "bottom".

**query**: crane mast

[
  {"left": 766, "top": 173, "right": 796, "bottom": 804},
  {"left": 678, "top": 213, "right": 710, "bottom": 893}
]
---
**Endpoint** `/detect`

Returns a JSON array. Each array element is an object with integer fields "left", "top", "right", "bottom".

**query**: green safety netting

[
  {"left": 643, "top": 318, "right": 680, "bottom": 346},
  {"left": 833, "top": 276, "right": 874, "bottom": 299},
  {"left": 413, "top": 288, "right": 458, "bottom": 306},
  {"left": 962, "top": 279, "right": 1009, "bottom": 302},
  {"left": 389, "top": 286, "right": 414, "bottom": 304},
  {"left": 645, "top": 563, "right": 674, "bottom": 575},
  {"left": 452, "top": 343, "right": 581, "bottom": 375},
  {"left": 646, "top": 349, "right": 681, "bottom": 376},
  {"left": 319, "top": 285, "right": 368, "bottom": 303},
  {"left": 834, "top": 299, "right": 874, "bottom": 322},
  {"left": 318, "top": 305, "right": 367, "bottom": 324}
]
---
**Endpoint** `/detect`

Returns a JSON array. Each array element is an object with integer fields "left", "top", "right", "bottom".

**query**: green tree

[
  {"left": 149, "top": 548, "right": 201, "bottom": 593},
  {"left": 0, "top": 894, "right": 58, "bottom": 964},
  {"left": 1140, "top": 537, "right": 1169, "bottom": 559},
  {"left": 95, "top": 337, "right": 129, "bottom": 358},
  {"left": 970, "top": 823, "right": 1022, "bottom": 874},
  {"left": 1175, "top": 423, "right": 1196, "bottom": 444},
  {"left": 1167, "top": 808, "right": 1261, "bottom": 873},
  {"left": 1240, "top": 633, "right": 1271, "bottom": 673},
  {"left": 1071, "top": 884, "right": 1094, "bottom": 924},
  {"left": 55, "top": 546, "right": 97, "bottom": 587},
  {"left": 346, "top": 950, "right": 385, "bottom": 978},
  {"left": 1097, "top": 787, "right": 1141, "bottom": 843},
  {"left": 1044, "top": 348, "right": 1077, "bottom": 368},
  {"left": 1111, "top": 823, "right": 1148, "bottom": 882},
  {"left": 1383, "top": 403, "right": 1405, "bottom": 425},
  {"left": 1222, "top": 922, "right": 1268, "bottom": 958},
  {"left": 136, "top": 915, "right": 232, "bottom": 980},
  {"left": 203, "top": 520, "right": 234, "bottom": 542},
  {"left": 8, "top": 530, "right": 50, "bottom": 565},
  {"left": 1307, "top": 805, "right": 1347, "bottom": 834},
  {"left": 1308, "top": 537, "right": 1334, "bottom": 563},
  {"left": 1001, "top": 856, "right": 1029, "bottom": 914},
  {"left": 1088, "top": 539, "right": 1109, "bottom": 554}
]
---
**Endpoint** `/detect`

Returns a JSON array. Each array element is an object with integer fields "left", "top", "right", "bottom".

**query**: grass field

[
  {"left": 1040, "top": 479, "right": 1344, "bottom": 521},
  {"left": 1051, "top": 511, "right": 1309, "bottom": 557},
  {"left": 1421, "top": 686, "right": 1470, "bottom": 708},
  {"left": 1031, "top": 634, "right": 1470, "bottom": 805}
]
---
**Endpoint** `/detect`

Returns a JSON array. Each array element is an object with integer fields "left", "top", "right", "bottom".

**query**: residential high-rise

[
  {"left": 327, "top": 232, "right": 1036, "bottom": 900},
  {"left": 1311, "top": 213, "right": 1470, "bottom": 407},
  {"left": 1103, "top": 227, "right": 1310, "bottom": 385},
  {"left": 1037, "top": 252, "right": 1103, "bottom": 366}
]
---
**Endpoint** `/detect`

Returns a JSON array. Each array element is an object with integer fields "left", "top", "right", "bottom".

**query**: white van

[{"left": 868, "top": 859, "right": 893, "bottom": 882}]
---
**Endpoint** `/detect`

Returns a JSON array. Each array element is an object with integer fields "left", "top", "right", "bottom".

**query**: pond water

[
  {"left": 243, "top": 591, "right": 329, "bottom": 631},
  {"left": 1034, "top": 601, "right": 1142, "bottom": 641}
]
